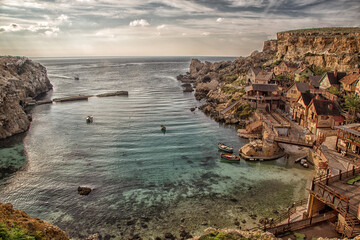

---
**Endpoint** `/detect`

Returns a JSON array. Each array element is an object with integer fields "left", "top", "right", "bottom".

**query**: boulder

[{"left": 78, "top": 186, "right": 92, "bottom": 195}]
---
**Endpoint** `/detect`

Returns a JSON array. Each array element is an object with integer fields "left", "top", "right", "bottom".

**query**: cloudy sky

[{"left": 1, "top": 0, "right": 359, "bottom": 57}]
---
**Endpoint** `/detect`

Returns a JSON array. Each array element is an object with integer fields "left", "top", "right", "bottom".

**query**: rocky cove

[{"left": 1, "top": 27, "right": 360, "bottom": 240}]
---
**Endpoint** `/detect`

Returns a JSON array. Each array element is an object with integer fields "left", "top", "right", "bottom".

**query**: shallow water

[{"left": 0, "top": 57, "right": 314, "bottom": 239}]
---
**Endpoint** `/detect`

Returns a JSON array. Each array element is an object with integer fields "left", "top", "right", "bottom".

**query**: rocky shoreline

[{"left": 0, "top": 56, "right": 53, "bottom": 139}]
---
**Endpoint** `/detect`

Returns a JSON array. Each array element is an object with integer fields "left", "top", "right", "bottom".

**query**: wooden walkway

[
  {"left": 274, "top": 136, "right": 313, "bottom": 147},
  {"left": 266, "top": 212, "right": 336, "bottom": 236},
  {"left": 220, "top": 99, "right": 242, "bottom": 115}
]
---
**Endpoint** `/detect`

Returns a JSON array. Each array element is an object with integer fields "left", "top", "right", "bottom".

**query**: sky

[{"left": 0, "top": 0, "right": 359, "bottom": 57}]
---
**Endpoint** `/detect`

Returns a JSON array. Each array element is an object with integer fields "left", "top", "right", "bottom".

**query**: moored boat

[
  {"left": 161, "top": 125, "right": 166, "bottom": 131},
  {"left": 86, "top": 115, "right": 93, "bottom": 123},
  {"left": 218, "top": 142, "right": 233, "bottom": 153},
  {"left": 220, "top": 153, "right": 240, "bottom": 162}
]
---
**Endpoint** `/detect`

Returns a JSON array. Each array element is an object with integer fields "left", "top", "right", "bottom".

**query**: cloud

[
  {"left": 156, "top": 24, "right": 167, "bottom": 30},
  {"left": 129, "top": 19, "right": 150, "bottom": 27},
  {"left": 216, "top": 18, "right": 224, "bottom": 22},
  {"left": 0, "top": 23, "right": 23, "bottom": 32},
  {"left": 202, "top": 32, "right": 210, "bottom": 36}
]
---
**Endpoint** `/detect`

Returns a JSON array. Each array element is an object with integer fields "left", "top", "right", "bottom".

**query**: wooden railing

[{"left": 266, "top": 212, "right": 336, "bottom": 236}]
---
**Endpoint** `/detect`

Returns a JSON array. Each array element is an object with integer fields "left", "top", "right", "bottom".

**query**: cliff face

[
  {"left": 0, "top": 56, "right": 52, "bottom": 139},
  {"left": 265, "top": 28, "right": 360, "bottom": 72},
  {"left": 0, "top": 203, "right": 69, "bottom": 239}
]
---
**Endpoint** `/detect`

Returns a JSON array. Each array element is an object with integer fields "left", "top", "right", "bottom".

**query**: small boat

[
  {"left": 86, "top": 115, "right": 93, "bottom": 123},
  {"left": 218, "top": 142, "right": 234, "bottom": 153},
  {"left": 220, "top": 153, "right": 240, "bottom": 162},
  {"left": 74, "top": 74, "right": 80, "bottom": 80},
  {"left": 161, "top": 125, "right": 166, "bottom": 131}
]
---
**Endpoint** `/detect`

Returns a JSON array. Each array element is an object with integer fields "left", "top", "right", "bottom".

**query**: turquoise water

[{"left": 0, "top": 57, "right": 314, "bottom": 239}]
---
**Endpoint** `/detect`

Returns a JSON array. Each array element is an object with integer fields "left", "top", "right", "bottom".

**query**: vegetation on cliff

[{"left": 0, "top": 203, "right": 69, "bottom": 240}]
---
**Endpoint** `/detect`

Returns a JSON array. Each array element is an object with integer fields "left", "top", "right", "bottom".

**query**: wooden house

[
  {"left": 254, "top": 71, "right": 274, "bottom": 84},
  {"left": 340, "top": 72, "right": 360, "bottom": 95},
  {"left": 336, "top": 123, "right": 360, "bottom": 155},
  {"left": 243, "top": 83, "right": 280, "bottom": 111},
  {"left": 286, "top": 82, "right": 310, "bottom": 102},
  {"left": 319, "top": 70, "right": 347, "bottom": 90},
  {"left": 274, "top": 61, "right": 299, "bottom": 77},
  {"left": 306, "top": 99, "right": 344, "bottom": 135},
  {"left": 246, "top": 67, "right": 261, "bottom": 84},
  {"left": 309, "top": 75, "right": 322, "bottom": 89},
  {"left": 294, "top": 66, "right": 314, "bottom": 82},
  {"left": 291, "top": 92, "right": 314, "bottom": 126}
]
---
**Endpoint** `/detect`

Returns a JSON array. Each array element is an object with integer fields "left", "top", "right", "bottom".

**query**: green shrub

[
  {"left": 221, "top": 85, "right": 240, "bottom": 94},
  {"left": 234, "top": 104, "right": 253, "bottom": 119},
  {"left": 0, "top": 222, "right": 40, "bottom": 240},
  {"left": 222, "top": 74, "right": 238, "bottom": 84}
]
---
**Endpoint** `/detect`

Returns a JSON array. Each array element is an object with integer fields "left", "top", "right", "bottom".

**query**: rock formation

[
  {"left": 0, "top": 202, "right": 69, "bottom": 240},
  {"left": 0, "top": 56, "right": 52, "bottom": 139},
  {"left": 268, "top": 28, "right": 360, "bottom": 72}
]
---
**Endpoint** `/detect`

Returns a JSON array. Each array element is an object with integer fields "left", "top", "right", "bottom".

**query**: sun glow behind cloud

[{"left": 0, "top": 0, "right": 359, "bottom": 57}]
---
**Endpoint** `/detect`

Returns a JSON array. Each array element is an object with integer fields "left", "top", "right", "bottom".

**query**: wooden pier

[
  {"left": 96, "top": 91, "right": 128, "bottom": 97},
  {"left": 53, "top": 95, "right": 93, "bottom": 102}
]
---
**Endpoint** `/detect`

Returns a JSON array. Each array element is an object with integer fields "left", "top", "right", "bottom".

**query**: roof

[
  {"left": 340, "top": 72, "right": 360, "bottom": 85},
  {"left": 248, "top": 67, "right": 261, "bottom": 75},
  {"left": 283, "top": 61, "right": 300, "bottom": 69},
  {"left": 336, "top": 123, "right": 360, "bottom": 137},
  {"left": 245, "top": 84, "right": 279, "bottom": 92},
  {"left": 255, "top": 71, "right": 273, "bottom": 82},
  {"left": 324, "top": 71, "right": 347, "bottom": 85},
  {"left": 299, "top": 92, "right": 314, "bottom": 106},
  {"left": 295, "top": 66, "right": 312, "bottom": 75},
  {"left": 295, "top": 82, "right": 310, "bottom": 93},
  {"left": 310, "top": 99, "right": 341, "bottom": 116},
  {"left": 309, "top": 75, "right": 322, "bottom": 88}
]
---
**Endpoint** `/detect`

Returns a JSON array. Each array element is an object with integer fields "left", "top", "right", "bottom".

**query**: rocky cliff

[
  {"left": 0, "top": 202, "right": 69, "bottom": 239},
  {"left": 0, "top": 56, "right": 52, "bottom": 139},
  {"left": 265, "top": 27, "right": 360, "bottom": 72}
]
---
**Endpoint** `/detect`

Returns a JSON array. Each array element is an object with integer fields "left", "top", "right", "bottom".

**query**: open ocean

[{"left": 0, "top": 56, "right": 314, "bottom": 239}]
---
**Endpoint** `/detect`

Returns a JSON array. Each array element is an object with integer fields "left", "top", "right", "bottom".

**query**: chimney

[{"left": 334, "top": 69, "right": 338, "bottom": 78}]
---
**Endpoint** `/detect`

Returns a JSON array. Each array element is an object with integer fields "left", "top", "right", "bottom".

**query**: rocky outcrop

[
  {"left": 0, "top": 202, "right": 69, "bottom": 239},
  {"left": 0, "top": 56, "right": 52, "bottom": 139},
  {"left": 268, "top": 28, "right": 360, "bottom": 72},
  {"left": 189, "top": 227, "right": 280, "bottom": 240}
]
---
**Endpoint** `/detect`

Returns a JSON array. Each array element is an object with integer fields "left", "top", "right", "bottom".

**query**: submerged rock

[{"left": 78, "top": 186, "right": 92, "bottom": 195}]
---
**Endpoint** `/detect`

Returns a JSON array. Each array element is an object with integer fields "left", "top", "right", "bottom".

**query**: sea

[{"left": 0, "top": 56, "right": 315, "bottom": 239}]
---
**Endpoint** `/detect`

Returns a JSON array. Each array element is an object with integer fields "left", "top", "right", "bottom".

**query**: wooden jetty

[
  {"left": 239, "top": 151, "right": 285, "bottom": 161},
  {"left": 36, "top": 100, "right": 53, "bottom": 105},
  {"left": 274, "top": 136, "right": 313, "bottom": 147},
  {"left": 96, "top": 91, "right": 128, "bottom": 97},
  {"left": 53, "top": 95, "right": 92, "bottom": 103}
]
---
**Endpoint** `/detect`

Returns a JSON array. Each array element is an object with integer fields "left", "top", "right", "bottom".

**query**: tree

[
  {"left": 327, "top": 86, "right": 340, "bottom": 96},
  {"left": 343, "top": 95, "right": 360, "bottom": 123}
]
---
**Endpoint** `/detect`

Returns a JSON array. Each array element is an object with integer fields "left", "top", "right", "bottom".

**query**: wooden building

[
  {"left": 243, "top": 83, "right": 280, "bottom": 111},
  {"left": 274, "top": 61, "right": 299, "bottom": 77},
  {"left": 340, "top": 72, "right": 360, "bottom": 95},
  {"left": 335, "top": 123, "right": 360, "bottom": 155},
  {"left": 291, "top": 92, "right": 314, "bottom": 126},
  {"left": 319, "top": 70, "right": 347, "bottom": 90},
  {"left": 306, "top": 99, "right": 344, "bottom": 135},
  {"left": 286, "top": 82, "right": 311, "bottom": 102}
]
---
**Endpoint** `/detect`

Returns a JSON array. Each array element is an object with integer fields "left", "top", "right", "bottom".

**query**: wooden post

[
  {"left": 353, "top": 165, "right": 356, "bottom": 176},
  {"left": 339, "top": 170, "right": 342, "bottom": 180}
]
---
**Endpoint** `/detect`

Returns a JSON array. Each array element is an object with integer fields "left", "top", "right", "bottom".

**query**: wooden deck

[{"left": 274, "top": 136, "right": 313, "bottom": 147}]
